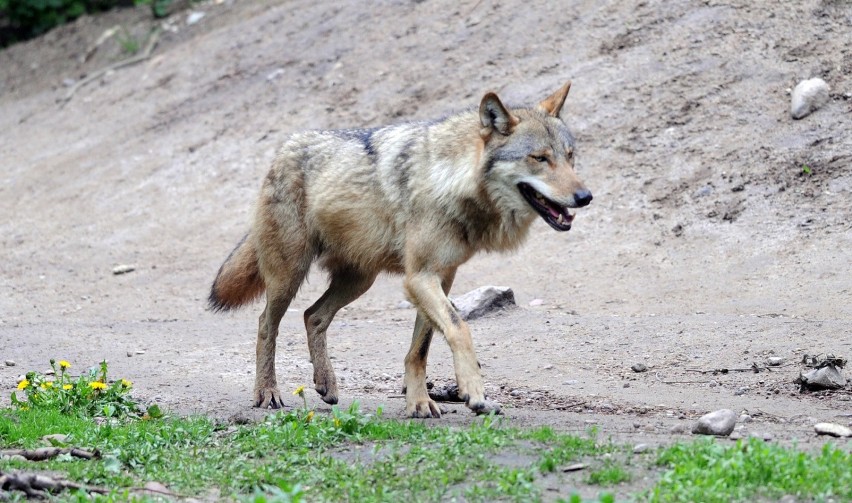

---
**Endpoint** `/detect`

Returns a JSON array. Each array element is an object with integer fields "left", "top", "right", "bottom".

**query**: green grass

[
  {"left": 649, "top": 437, "right": 852, "bottom": 502},
  {"left": 2, "top": 403, "right": 851, "bottom": 502},
  {"left": 0, "top": 404, "right": 616, "bottom": 502}
]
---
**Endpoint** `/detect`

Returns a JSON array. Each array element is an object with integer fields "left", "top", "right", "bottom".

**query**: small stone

[
  {"left": 509, "top": 389, "right": 523, "bottom": 397},
  {"left": 799, "top": 366, "right": 846, "bottom": 390},
  {"left": 127, "top": 352, "right": 133, "bottom": 357},
  {"left": 62, "top": 78, "right": 76, "bottom": 87},
  {"left": 631, "top": 363, "right": 648, "bottom": 373},
  {"left": 7, "top": 454, "right": 27, "bottom": 462},
  {"left": 396, "top": 300, "right": 413, "bottom": 309},
  {"left": 633, "top": 443, "right": 650, "bottom": 454},
  {"left": 186, "top": 11, "right": 206, "bottom": 25},
  {"left": 694, "top": 185, "right": 713, "bottom": 198},
  {"left": 112, "top": 264, "right": 136, "bottom": 275},
  {"left": 750, "top": 431, "right": 773, "bottom": 441},
  {"left": 814, "top": 422, "right": 852, "bottom": 438},
  {"left": 528, "top": 298, "right": 544, "bottom": 306},
  {"left": 767, "top": 356, "right": 785, "bottom": 366},
  {"left": 632, "top": 422, "right": 641, "bottom": 429},
  {"left": 729, "top": 431, "right": 742, "bottom": 440},
  {"left": 692, "top": 409, "right": 737, "bottom": 436},
  {"left": 4, "top": 360, "right": 15, "bottom": 366},
  {"left": 739, "top": 414, "right": 752, "bottom": 423},
  {"left": 791, "top": 78, "right": 830, "bottom": 119},
  {"left": 135, "top": 350, "right": 146, "bottom": 355},
  {"left": 42, "top": 434, "right": 68, "bottom": 445},
  {"left": 543, "top": 364, "right": 553, "bottom": 370},
  {"left": 562, "top": 379, "right": 578, "bottom": 385},
  {"left": 562, "top": 463, "right": 586, "bottom": 472},
  {"left": 734, "top": 387, "right": 748, "bottom": 396},
  {"left": 451, "top": 286, "right": 515, "bottom": 321},
  {"left": 669, "top": 423, "right": 689, "bottom": 434}
]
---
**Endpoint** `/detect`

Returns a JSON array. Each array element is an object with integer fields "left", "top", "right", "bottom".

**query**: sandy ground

[{"left": 1, "top": 0, "right": 851, "bottom": 451}]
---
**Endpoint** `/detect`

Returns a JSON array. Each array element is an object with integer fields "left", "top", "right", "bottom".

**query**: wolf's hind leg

[
  {"left": 254, "top": 252, "right": 311, "bottom": 409},
  {"left": 304, "top": 267, "right": 377, "bottom": 404}
]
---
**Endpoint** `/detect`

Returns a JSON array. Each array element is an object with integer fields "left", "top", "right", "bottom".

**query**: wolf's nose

[{"left": 573, "top": 189, "right": 593, "bottom": 207}]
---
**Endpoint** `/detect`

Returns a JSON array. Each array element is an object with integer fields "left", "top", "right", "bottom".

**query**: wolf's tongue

[{"left": 546, "top": 206, "right": 561, "bottom": 219}]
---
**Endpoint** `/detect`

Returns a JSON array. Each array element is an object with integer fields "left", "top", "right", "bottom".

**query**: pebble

[
  {"left": 396, "top": 300, "right": 413, "bottom": 309},
  {"left": 749, "top": 431, "right": 774, "bottom": 441},
  {"left": 543, "top": 364, "right": 553, "bottom": 370},
  {"left": 135, "top": 350, "right": 146, "bottom": 355},
  {"left": 693, "top": 185, "right": 713, "bottom": 198},
  {"left": 633, "top": 443, "right": 650, "bottom": 454},
  {"left": 799, "top": 366, "right": 846, "bottom": 390},
  {"left": 790, "top": 78, "right": 830, "bottom": 119},
  {"left": 528, "top": 298, "right": 544, "bottom": 306},
  {"left": 631, "top": 363, "right": 648, "bottom": 373},
  {"left": 767, "top": 356, "right": 785, "bottom": 366},
  {"left": 562, "top": 379, "right": 578, "bottom": 385},
  {"left": 127, "top": 352, "right": 133, "bottom": 357},
  {"left": 4, "top": 360, "right": 14, "bottom": 366},
  {"left": 42, "top": 434, "right": 69, "bottom": 445},
  {"left": 509, "top": 389, "right": 523, "bottom": 397},
  {"left": 692, "top": 409, "right": 737, "bottom": 436},
  {"left": 562, "top": 463, "right": 586, "bottom": 472},
  {"left": 112, "top": 264, "right": 136, "bottom": 275},
  {"left": 186, "top": 11, "right": 206, "bottom": 25},
  {"left": 739, "top": 414, "right": 752, "bottom": 423},
  {"left": 669, "top": 423, "right": 689, "bottom": 434},
  {"left": 729, "top": 431, "right": 742, "bottom": 440},
  {"left": 814, "top": 422, "right": 852, "bottom": 438},
  {"left": 734, "top": 387, "right": 748, "bottom": 396}
]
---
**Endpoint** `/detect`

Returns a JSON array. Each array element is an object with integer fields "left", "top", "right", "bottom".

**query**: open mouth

[{"left": 517, "top": 183, "right": 574, "bottom": 231}]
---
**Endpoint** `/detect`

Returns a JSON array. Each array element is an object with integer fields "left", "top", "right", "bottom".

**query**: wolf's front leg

[{"left": 404, "top": 272, "right": 501, "bottom": 416}]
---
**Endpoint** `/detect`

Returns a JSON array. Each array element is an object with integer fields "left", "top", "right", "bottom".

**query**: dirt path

[{"left": 1, "top": 0, "right": 851, "bottom": 448}]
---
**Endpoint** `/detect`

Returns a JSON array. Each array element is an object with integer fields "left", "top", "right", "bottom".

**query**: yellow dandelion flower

[
  {"left": 17, "top": 379, "right": 30, "bottom": 390},
  {"left": 333, "top": 418, "right": 341, "bottom": 428},
  {"left": 40, "top": 381, "right": 54, "bottom": 389},
  {"left": 292, "top": 385, "right": 305, "bottom": 396},
  {"left": 59, "top": 360, "right": 71, "bottom": 370},
  {"left": 89, "top": 381, "right": 107, "bottom": 390},
  {"left": 306, "top": 410, "right": 315, "bottom": 422},
  {"left": 120, "top": 379, "right": 132, "bottom": 388},
  {"left": 63, "top": 384, "right": 73, "bottom": 390}
]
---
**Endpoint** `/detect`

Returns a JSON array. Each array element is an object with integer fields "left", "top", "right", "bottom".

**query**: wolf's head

[{"left": 479, "top": 82, "right": 591, "bottom": 231}]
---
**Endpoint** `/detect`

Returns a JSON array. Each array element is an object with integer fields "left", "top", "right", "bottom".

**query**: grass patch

[
  {"left": 2, "top": 364, "right": 849, "bottom": 502},
  {"left": 649, "top": 437, "right": 852, "bottom": 502}
]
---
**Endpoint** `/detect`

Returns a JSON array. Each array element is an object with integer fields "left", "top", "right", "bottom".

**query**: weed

[{"left": 10, "top": 359, "right": 143, "bottom": 420}]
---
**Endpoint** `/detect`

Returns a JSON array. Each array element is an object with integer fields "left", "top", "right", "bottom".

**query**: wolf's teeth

[{"left": 556, "top": 214, "right": 564, "bottom": 225}]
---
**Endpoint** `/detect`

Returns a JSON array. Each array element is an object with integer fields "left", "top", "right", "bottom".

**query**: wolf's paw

[
  {"left": 313, "top": 364, "right": 339, "bottom": 405},
  {"left": 405, "top": 398, "right": 445, "bottom": 419},
  {"left": 467, "top": 398, "right": 502, "bottom": 416},
  {"left": 255, "top": 386, "right": 284, "bottom": 409}
]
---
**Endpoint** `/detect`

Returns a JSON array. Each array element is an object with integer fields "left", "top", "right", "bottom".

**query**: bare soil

[{"left": 2, "top": 0, "right": 851, "bottom": 455}]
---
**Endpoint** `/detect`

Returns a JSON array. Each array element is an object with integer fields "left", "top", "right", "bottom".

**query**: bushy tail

[{"left": 208, "top": 233, "right": 265, "bottom": 312}]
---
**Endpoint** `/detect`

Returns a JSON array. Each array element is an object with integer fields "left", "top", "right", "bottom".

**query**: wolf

[{"left": 209, "top": 81, "right": 592, "bottom": 418}]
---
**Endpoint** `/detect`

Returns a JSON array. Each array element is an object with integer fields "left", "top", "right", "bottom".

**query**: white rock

[
  {"left": 814, "top": 422, "right": 852, "bottom": 438},
  {"left": 692, "top": 409, "right": 737, "bottom": 436},
  {"left": 633, "top": 443, "right": 650, "bottom": 454},
  {"left": 396, "top": 300, "right": 413, "bottom": 309},
  {"left": 767, "top": 356, "right": 785, "bottom": 366},
  {"left": 186, "top": 11, "right": 206, "bottom": 25},
  {"left": 790, "top": 78, "right": 830, "bottom": 119},
  {"left": 450, "top": 286, "right": 515, "bottom": 321},
  {"left": 4, "top": 360, "right": 15, "bottom": 366},
  {"left": 112, "top": 264, "right": 135, "bottom": 275},
  {"left": 528, "top": 298, "right": 544, "bottom": 306}
]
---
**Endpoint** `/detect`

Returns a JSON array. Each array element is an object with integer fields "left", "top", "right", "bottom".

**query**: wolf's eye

[
  {"left": 566, "top": 149, "right": 574, "bottom": 161},
  {"left": 530, "top": 155, "right": 548, "bottom": 163}
]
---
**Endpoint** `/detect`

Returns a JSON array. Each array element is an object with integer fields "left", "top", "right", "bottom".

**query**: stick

[
  {"left": 60, "top": 27, "right": 162, "bottom": 105},
  {"left": 0, "top": 447, "right": 99, "bottom": 462}
]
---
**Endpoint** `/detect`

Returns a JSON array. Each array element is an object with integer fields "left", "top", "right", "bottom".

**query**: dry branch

[
  {"left": 0, "top": 447, "right": 99, "bottom": 461},
  {"left": 60, "top": 27, "right": 162, "bottom": 105}
]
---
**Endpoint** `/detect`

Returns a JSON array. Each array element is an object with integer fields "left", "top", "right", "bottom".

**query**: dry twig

[{"left": 60, "top": 27, "right": 162, "bottom": 105}]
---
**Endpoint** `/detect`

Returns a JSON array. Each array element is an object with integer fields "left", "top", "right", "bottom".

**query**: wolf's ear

[
  {"left": 537, "top": 81, "right": 572, "bottom": 117},
  {"left": 480, "top": 92, "right": 518, "bottom": 136}
]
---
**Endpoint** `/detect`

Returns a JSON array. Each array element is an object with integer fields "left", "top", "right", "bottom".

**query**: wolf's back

[{"left": 209, "top": 234, "right": 265, "bottom": 311}]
